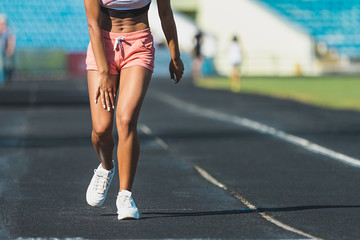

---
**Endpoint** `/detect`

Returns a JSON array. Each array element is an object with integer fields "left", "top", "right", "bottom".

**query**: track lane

[
  {"left": 0, "top": 79, "right": 309, "bottom": 239},
  {"left": 1, "top": 78, "right": 359, "bottom": 239},
  {"left": 141, "top": 78, "right": 360, "bottom": 240}
]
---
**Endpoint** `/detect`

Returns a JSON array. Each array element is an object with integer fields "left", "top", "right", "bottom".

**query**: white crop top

[{"left": 101, "top": 0, "right": 151, "bottom": 10}]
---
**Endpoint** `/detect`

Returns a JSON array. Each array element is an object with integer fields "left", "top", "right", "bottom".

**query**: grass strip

[{"left": 195, "top": 76, "right": 360, "bottom": 111}]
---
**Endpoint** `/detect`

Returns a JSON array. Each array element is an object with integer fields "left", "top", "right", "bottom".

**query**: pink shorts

[{"left": 86, "top": 28, "right": 155, "bottom": 74}]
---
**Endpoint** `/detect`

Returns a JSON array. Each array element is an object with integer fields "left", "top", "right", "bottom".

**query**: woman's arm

[
  {"left": 84, "top": 0, "right": 116, "bottom": 111},
  {"left": 157, "top": 0, "right": 184, "bottom": 83}
]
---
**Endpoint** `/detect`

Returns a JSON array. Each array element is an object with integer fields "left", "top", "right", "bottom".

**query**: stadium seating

[
  {"left": 1, "top": 0, "right": 359, "bottom": 60},
  {"left": 258, "top": 0, "right": 360, "bottom": 59},
  {"left": 0, "top": 0, "right": 89, "bottom": 52}
]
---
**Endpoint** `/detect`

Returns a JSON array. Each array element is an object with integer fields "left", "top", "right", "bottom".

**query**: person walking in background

[
  {"left": 0, "top": 14, "right": 16, "bottom": 85},
  {"left": 191, "top": 31, "right": 203, "bottom": 80},
  {"left": 84, "top": 0, "right": 183, "bottom": 220},
  {"left": 227, "top": 35, "right": 243, "bottom": 92}
]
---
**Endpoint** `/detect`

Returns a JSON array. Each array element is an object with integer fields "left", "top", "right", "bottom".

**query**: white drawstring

[{"left": 113, "top": 36, "right": 125, "bottom": 51}]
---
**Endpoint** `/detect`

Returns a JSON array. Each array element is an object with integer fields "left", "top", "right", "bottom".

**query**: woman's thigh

[
  {"left": 87, "top": 70, "right": 119, "bottom": 132},
  {"left": 116, "top": 66, "right": 152, "bottom": 125}
]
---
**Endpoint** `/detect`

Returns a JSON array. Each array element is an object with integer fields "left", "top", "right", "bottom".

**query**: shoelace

[
  {"left": 117, "top": 195, "right": 133, "bottom": 208},
  {"left": 113, "top": 36, "right": 125, "bottom": 51},
  {"left": 93, "top": 169, "right": 110, "bottom": 194}
]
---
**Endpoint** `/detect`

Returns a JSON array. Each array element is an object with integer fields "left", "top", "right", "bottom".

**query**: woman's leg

[
  {"left": 87, "top": 70, "right": 119, "bottom": 170},
  {"left": 115, "top": 66, "right": 152, "bottom": 191},
  {"left": 231, "top": 65, "right": 241, "bottom": 92}
]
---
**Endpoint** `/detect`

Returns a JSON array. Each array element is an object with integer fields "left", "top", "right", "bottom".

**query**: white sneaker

[
  {"left": 86, "top": 161, "right": 115, "bottom": 207},
  {"left": 116, "top": 190, "right": 140, "bottom": 220}
]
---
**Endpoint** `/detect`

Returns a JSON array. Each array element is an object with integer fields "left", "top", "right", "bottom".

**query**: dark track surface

[{"left": 0, "top": 77, "right": 359, "bottom": 240}]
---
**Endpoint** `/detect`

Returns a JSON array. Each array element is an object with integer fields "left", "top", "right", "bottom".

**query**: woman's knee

[
  {"left": 92, "top": 123, "right": 113, "bottom": 139},
  {"left": 116, "top": 115, "right": 137, "bottom": 134}
]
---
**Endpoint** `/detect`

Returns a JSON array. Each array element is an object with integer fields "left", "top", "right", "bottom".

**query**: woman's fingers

[
  {"left": 101, "top": 88, "right": 114, "bottom": 111},
  {"left": 176, "top": 72, "right": 182, "bottom": 82},
  {"left": 94, "top": 87, "right": 100, "bottom": 104},
  {"left": 169, "top": 61, "right": 174, "bottom": 80},
  {"left": 169, "top": 59, "right": 184, "bottom": 84},
  {"left": 97, "top": 86, "right": 115, "bottom": 111},
  {"left": 104, "top": 90, "right": 111, "bottom": 111},
  {"left": 170, "top": 68, "right": 174, "bottom": 80},
  {"left": 173, "top": 68, "right": 182, "bottom": 83},
  {"left": 109, "top": 89, "right": 115, "bottom": 110},
  {"left": 101, "top": 89, "right": 106, "bottom": 110}
]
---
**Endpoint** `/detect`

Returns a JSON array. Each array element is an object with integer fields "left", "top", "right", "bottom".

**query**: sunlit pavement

[{"left": 0, "top": 76, "right": 360, "bottom": 240}]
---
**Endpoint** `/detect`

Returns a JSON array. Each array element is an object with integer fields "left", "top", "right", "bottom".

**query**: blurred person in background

[
  {"left": 227, "top": 35, "right": 243, "bottom": 92},
  {"left": 84, "top": 0, "right": 184, "bottom": 220},
  {"left": 0, "top": 14, "right": 16, "bottom": 85},
  {"left": 191, "top": 30, "right": 203, "bottom": 80}
]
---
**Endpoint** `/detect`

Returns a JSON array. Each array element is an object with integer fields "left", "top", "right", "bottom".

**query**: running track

[{"left": 0, "top": 77, "right": 359, "bottom": 240}]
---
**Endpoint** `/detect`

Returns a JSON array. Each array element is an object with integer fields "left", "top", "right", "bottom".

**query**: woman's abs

[{"left": 100, "top": 11, "right": 149, "bottom": 33}]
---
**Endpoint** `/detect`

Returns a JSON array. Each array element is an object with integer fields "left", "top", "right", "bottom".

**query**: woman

[
  {"left": 0, "top": 15, "right": 16, "bottom": 85},
  {"left": 227, "top": 35, "right": 242, "bottom": 92},
  {"left": 84, "top": 0, "right": 184, "bottom": 220},
  {"left": 191, "top": 31, "right": 203, "bottom": 79}
]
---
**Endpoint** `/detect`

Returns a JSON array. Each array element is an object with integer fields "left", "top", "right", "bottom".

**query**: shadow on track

[{"left": 100, "top": 205, "right": 360, "bottom": 220}]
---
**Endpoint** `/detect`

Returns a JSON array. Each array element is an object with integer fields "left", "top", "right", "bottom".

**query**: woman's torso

[
  {"left": 228, "top": 42, "right": 242, "bottom": 63},
  {"left": 100, "top": 0, "right": 151, "bottom": 33}
]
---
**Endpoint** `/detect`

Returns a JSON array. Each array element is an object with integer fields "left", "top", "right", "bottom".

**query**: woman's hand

[
  {"left": 95, "top": 73, "right": 117, "bottom": 111},
  {"left": 169, "top": 57, "right": 184, "bottom": 84}
]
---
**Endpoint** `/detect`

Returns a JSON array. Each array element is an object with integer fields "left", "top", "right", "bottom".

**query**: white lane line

[
  {"left": 193, "top": 164, "right": 322, "bottom": 240},
  {"left": 139, "top": 124, "right": 320, "bottom": 240},
  {"left": 151, "top": 91, "right": 360, "bottom": 168},
  {"left": 140, "top": 124, "right": 323, "bottom": 240},
  {"left": 139, "top": 123, "right": 169, "bottom": 150}
]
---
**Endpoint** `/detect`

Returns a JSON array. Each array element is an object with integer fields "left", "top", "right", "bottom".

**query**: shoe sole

[
  {"left": 86, "top": 198, "right": 104, "bottom": 207},
  {"left": 86, "top": 187, "right": 107, "bottom": 207},
  {"left": 117, "top": 209, "right": 140, "bottom": 220}
]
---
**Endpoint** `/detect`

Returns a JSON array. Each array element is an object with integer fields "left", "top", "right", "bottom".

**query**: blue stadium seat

[
  {"left": 0, "top": 0, "right": 89, "bottom": 52},
  {"left": 1, "top": 0, "right": 359, "bottom": 57},
  {"left": 259, "top": 0, "right": 360, "bottom": 58}
]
